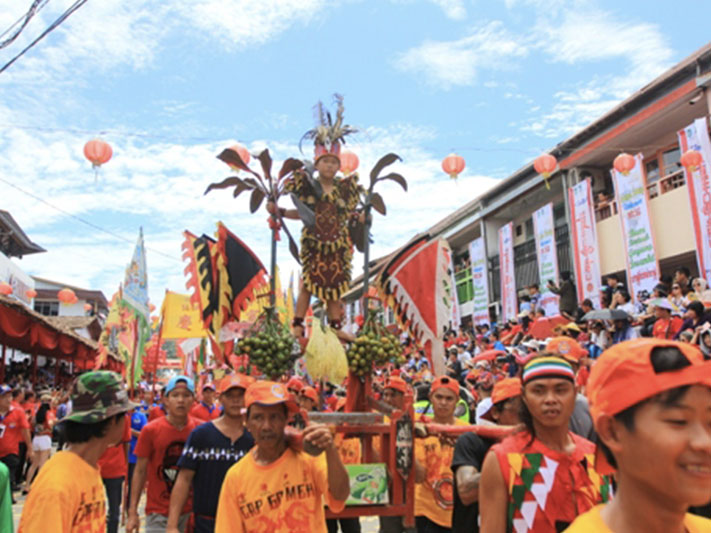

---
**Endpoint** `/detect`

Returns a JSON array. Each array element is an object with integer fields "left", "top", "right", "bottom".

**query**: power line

[
  {"left": 0, "top": 0, "right": 51, "bottom": 49},
  {"left": 0, "top": 0, "right": 89, "bottom": 75},
  {"left": 0, "top": 174, "right": 182, "bottom": 263}
]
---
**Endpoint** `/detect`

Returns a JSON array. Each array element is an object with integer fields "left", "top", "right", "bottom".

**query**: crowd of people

[{"left": 0, "top": 332, "right": 708, "bottom": 533}]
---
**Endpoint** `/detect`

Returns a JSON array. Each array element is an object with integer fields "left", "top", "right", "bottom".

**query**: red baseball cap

[
  {"left": 286, "top": 377, "right": 304, "bottom": 392},
  {"left": 384, "top": 377, "right": 408, "bottom": 395},
  {"left": 430, "top": 375, "right": 459, "bottom": 396},
  {"left": 545, "top": 336, "right": 588, "bottom": 362},
  {"left": 219, "top": 374, "right": 254, "bottom": 394},
  {"left": 245, "top": 381, "right": 299, "bottom": 414},
  {"left": 300, "top": 386, "right": 319, "bottom": 403},
  {"left": 481, "top": 377, "right": 522, "bottom": 421}
]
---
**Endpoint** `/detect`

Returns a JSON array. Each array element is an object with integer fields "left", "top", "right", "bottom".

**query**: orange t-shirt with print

[
  {"left": 564, "top": 504, "right": 711, "bottom": 532},
  {"left": 414, "top": 416, "right": 469, "bottom": 528},
  {"left": 215, "top": 447, "right": 346, "bottom": 533},
  {"left": 19, "top": 450, "right": 106, "bottom": 533}
]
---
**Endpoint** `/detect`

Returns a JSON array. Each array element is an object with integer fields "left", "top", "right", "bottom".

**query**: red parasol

[
  {"left": 472, "top": 349, "right": 506, "bottom": 363},
  {"left": 528, "top": 315, "right": 569, "bottom": 339}
]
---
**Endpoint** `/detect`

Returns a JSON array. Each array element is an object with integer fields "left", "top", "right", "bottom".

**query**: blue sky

[{"left": 1, "top": 0, "right": 710, "bottom": 308}]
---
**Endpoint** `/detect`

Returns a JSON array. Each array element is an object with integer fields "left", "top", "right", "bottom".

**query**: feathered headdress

[{"left": 300, "top": 94, "right": 357, "bottom": 162}]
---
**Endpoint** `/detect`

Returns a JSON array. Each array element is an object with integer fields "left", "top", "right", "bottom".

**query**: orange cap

[
  {"left": 286, "top": 377, "right": 304, "bottom": 392},
  {"left": 431, "top": 375, "right": 459, "bottom": 396},
  {"left": 491, "top": 377, "right": 522, "bottom": 405},
  {"left": 219, "top": 374, "right": 254, "bottom": 394},
  {"left": 587, "top": 339, "right": 711, "bottom": 427},
  {"left": 384, "top": 376, "right": 408, "bottom": 395},
  {"left": 545, "top": 336, "right": 588, "bottom": 362},
  {"left": 335, "top": 397, "right": 347, "bottom": 411},
  {"left": 300, "top": 386, "right": 319, "bottom": 403},
  {"left": 245, "top": 381, "right": 299, "bottom": 414}
]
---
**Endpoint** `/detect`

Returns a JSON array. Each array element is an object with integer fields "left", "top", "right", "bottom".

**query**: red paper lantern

[
  {"left": 340, "top": 150, "right": 359, "bottom": 175},
  {"left": 26, "top": 289, "right": 37, "bottom": 299},
  {"left": 442, "top": 153, "right": 465, "bottom": 179},
  {"left": 533, "top": 154, "right": 557, "bottom": 177},
  {"left": 0, "top": 282, "right": 12, "bottom": 295},
  {"left": 681, "top": 149, "right": 703, "bottom": 172},
  {"left": 228, "top": 143, "right": 251, "bottom": 168},
  {"left": 58, "top": 288, "right": 77, "bottom": 305},
  {"left": 84, "top": 303, "right": 93, "bottom": 312},
  {"left": 83, "top": 139, "right": 113, "bottom": 168},
  {"left": 613, "top": 153, "right": 636, "bottom": 175},
  {"left": 149, "top": 303, "right": 156, "bottom": 313}
]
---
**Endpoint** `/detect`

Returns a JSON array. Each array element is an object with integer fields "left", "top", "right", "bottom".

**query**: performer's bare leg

[
  {"left": 292, "top": 287, "right": 312, "bottom": 337},
  {"left": 327, "top": 300, "right": 354, "bottom": 343}
]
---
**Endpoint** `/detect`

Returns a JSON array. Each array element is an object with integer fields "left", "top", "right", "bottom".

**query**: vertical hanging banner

[
  {"left": 532, "top": 203, "right": 560, "bottom": 316},
  {"left": 469, "top": 238, "right": 490, "bottom": 325},
  {"left": 611, "top": 153, "right": 660, "bottom": 299},
  {"left": 498, "top": 223, "right": 517, "bottom": 322},
  {"left": 568, "top": 179, "right": 602, "bottom": 308},
  {"left": 449, "top": 263, "right": 461, "bottom": 328},
  {"left": 678, "top": 117, "right": 711, "bottom": 281}
]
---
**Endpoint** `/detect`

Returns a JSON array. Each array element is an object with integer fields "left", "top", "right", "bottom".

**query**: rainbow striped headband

[{"left": 522, "top": 356, "right": 575, "bottom": 384}]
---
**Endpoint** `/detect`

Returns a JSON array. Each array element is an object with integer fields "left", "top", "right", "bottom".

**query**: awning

[{"left": 0, "top": 294, "right": 120, "bottom": 366}]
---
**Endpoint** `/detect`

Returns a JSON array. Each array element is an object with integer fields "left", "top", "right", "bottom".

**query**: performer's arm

[{"left": 267, "top": 201, "right": 301, "bottom": 220}]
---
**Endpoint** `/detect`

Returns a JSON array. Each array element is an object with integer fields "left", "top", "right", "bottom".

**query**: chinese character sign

[
  {"left": 533, "top": 203, "right": 560, "bottom": 316},
  {"left": 611, "top": 153, "right": 660, "bottom": 300},
  {"left": 469, "top": 238, "right": 490, "bottom": 325},
  {"left": 678, "top": 117, "right": 711, "bottom": 282},
  {"left": 498, "top": 223, "right": 517, "bottom": 322},
  {"left": 568, "top": 179, "right": 601, "bottom": 308}
]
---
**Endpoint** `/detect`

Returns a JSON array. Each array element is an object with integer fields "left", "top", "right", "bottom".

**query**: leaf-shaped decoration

[
  {"left": 256, "top": 149, "right": 273, "bottom": 183},
  {"left": 249, "top": 189, "right": 266, "bottom": 213},
  {"left": 279, "top": 158, "right": 304, "bottom": 180},
  {"left": 378, "top": 172, "right": 408, "bottom": 192},
  {"left": 204, "top": 177, "right": 244, "bottom": 195},
  {"left": 233, "top": 181, "right": 251, "bottom": 198},
  {"left": 369, "top": 153, "right": 402, "bottom": 184},
  {"left": 242, "top": 177, "right": 262, "bottom": 191},
  {"left": 348, "top": 218, "right": 367, "bottom": 253},
  {"left": 280, "top": 223, "right": 301, "bottom": 264},
  {"left": 370, "top": 192, "right": 387, "bottom": 215},
  {"left": 291, "top": 194, "right": 316, "bottom": 228},
  {"left": 217, "top": 148, "right": 249, "bottom": 171}
]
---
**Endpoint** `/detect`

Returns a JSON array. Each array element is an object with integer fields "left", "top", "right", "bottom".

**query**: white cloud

[
  {"left": 394, "top": 21, "right": 528, "bottom": 88},
  {"left": 427, "top": 0, "right": 467, "bottom": 20},
  {"left": 173, "top": 0, "right": 332, "bottom": 49}
]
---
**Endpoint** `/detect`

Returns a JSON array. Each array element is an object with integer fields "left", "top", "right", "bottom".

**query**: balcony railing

[{"left": 594, "top": 170, "right": 686, "bottom": 222}]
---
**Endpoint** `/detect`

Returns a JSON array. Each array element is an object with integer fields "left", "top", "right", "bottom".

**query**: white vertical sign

[
  {"left": 678, "top": 117, "right": 711, "bottom": 282},
  {"left": 568, "top": 179, "right": 601, "bottom": 308},
  {"left": 469, "top": 238, "right": 490, "bottom": 325},
  {"left": 533, "top": 203, "right": 560, "bottom": 316},
  {"left": 498, "top": 222, "right": 517, "bottom": 321},
  {"left": 611, "top": 153, "right": 660, "bottom": 299}
]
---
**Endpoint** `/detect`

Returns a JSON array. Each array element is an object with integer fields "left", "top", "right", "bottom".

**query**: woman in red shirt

[{"left": 23, "top": 393, "right": 55, "bottom": 493}]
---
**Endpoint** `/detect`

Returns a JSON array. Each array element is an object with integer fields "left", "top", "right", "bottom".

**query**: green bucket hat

[{"left": 63, "top": 371, "right": 137, "bottom": 424}]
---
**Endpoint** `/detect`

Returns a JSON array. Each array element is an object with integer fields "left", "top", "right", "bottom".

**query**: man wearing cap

[
  {"left": 214, "top": 380, "right": 349, "bottom": 533},
  {"left": 18, "top": 371, "right": 135, "bottom": 532},
  {"left": 546, "top": 337, "right": 595, "bottom": 441},
  {"left": 414, "top": 375, "right": 468, "bottom": 532},
  {"left": 652, "top": 301, "right": 683, "bottom": 340},
  {"left": 299, "top": 386, "right": 320, "bottom": 412},
  {"left": 127, "top": 375, "right": 199, "bottom": 533},
  {"left": 167, "top": 374, "right": 255, "bottom": 533},
  {"left": 451, "top": 377, "right": 522, "bottom": 533},
  {"left": 566, "top": 339, "right": 711, "bottom": 532},
  {"left": 479, "top": 356, "right": 610, "bottom": 533},
  {"left": 191, "top": 383, "right": 221, "bottom": 421},
  {"left": 0, "top": 384, "right": 32, "bottom": 494}
]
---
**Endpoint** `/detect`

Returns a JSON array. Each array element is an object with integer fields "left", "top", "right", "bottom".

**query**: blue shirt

[{"left": 128, "top": 410, "right": 148, "bottom": 464}]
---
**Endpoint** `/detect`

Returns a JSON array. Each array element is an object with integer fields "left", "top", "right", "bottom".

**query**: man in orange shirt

[
  {"left": 0, "top": 384, "right": 32, "bottom": 494},
  {"left": 18, "top": 371, "right": 136, "bottom": 533},
  {"left": 414, "top": 376, "right": 468, "bottom": 532},
  {"left": 652, "top": 301, "right": 683, "bottom": 340},
  {"left": 566, "top": 339, "right": 711, "bottom": 532},
  {"left": 215, "top": 380, "right": 349, "bottom": 533}
]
